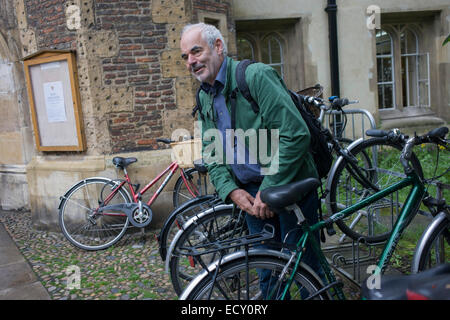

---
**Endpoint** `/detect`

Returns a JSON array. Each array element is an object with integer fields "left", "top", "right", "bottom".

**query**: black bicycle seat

[
  {"left": 260, "top": 177, "right": 321, "bottom": 209},
  {"left": 112, "top": 157, "right": 138, "bottom": 168},
  {"left": 193, "top": 159, "right": 208, "bottom": 174},
  {"left": 361, "top": 263, "right": 450, "bottom": 300}
]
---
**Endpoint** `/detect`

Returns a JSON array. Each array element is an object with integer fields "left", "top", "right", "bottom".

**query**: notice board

[{"left": 23, "top": 50, "right": 85, "bottom": 151}]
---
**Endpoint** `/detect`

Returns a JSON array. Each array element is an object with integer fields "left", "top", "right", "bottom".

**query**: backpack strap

[
  {"left": 235, "top": 59, "right": 259, "bottom": 114},
  {"left": 230, "top": 88, "right": 238, "bottom": 133},
  {"left": 191, "top": 87, "right": 205, "bottom": 121},
  {"left": 229, "top": 59, "right": 260, "bottom": 134}
]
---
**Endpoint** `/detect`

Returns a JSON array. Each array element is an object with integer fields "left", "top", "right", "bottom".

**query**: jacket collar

[{"left": 200, "top": 56, "right": 227, "bottom": 94}]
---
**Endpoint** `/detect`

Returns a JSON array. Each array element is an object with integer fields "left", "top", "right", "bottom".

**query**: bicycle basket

[{"left": 170, "top": 138, "right": 202, "bottom": 168}]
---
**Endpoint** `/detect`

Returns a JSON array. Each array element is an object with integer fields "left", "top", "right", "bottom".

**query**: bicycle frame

[
  {"left": 275, "top": 169, "right": 426, "bottom": 300},
  {"left": 104, "top": 161, "right": 199, "bottom": 212}
]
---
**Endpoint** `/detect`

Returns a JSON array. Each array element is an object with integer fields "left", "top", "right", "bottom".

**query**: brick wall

[
  {"left": 193, "top": 0, "right": 229, "bottom": 16},
  {"left": 25, "top": 0, "right": 76, "bottom": 50},
  {"left": 95, "top": 1, "right": 172, "bottom": 153},
  {"left": 22, "top": 0, "right": 174, "bottom": 154},
  {"left": 21, "top": 0, "right": 234, "bottom": 154}
]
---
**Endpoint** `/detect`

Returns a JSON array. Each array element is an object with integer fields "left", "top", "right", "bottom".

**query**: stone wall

[
  {"left": 24, "top": 0, "right": 77, "bottom": 50},
  {"left": 3, "top": 0, "right": 234, "bottom": 230},
  {"left": 15, "top": 0, "right": 207, "bottom": 155},
  {"left": 95, "top": 1, "right": 172, "bottom": 153},
  {"left": 0, "top": 0, "right": 35, "bottom": 210}
]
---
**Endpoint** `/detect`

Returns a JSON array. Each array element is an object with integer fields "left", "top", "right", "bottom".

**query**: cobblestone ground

[
  {"left": 0, "top": 210, "right": 177, "bottom": 300},
  {"left": 1, "top": 210, "right": 363, "bottom": 300}
]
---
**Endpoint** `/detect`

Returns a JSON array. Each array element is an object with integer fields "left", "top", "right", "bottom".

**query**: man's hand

[
  {"left": 252, "top": 191, "right": 275, "bottom": 220},
  {"left": 229, "top": 189, "right": 255, "bottom": 215},
  {"left": 229, "top": 189, "right": 274, "bottom": 220}
]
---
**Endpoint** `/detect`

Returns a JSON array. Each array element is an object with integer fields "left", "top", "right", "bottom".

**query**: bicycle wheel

[
  {"left": 327, "top": 137, "right": 423, "bottom": 244},
  {"left": 168, "top": 206, "right": 247, "bottom": 295},
  {"left": 59, "top": 178, "right": 131, "bottom": 250},
  {"left": 173, "top": 168, "right": 215, "bottom": 208},
  {"left": 412, "top": 212, "right": 450, "bottom": 273},
  {"left": 181, "top": 250, "right": 329, "bottom": 300},
  {"left": 158, "top": 194, "right": 223, "bottom": 261}
]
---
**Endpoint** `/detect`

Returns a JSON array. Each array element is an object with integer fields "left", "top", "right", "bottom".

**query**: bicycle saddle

[
  {"left": 361, "top": 263, "right": 450, "bottom": 300},
  {"left": 260, "top": 177, "right": 321, "bottom": 209},
  {"left": 112, "top": 157, "right": 138, "bottom": 168},
  {"left": 193, "top": 159, "right": 207, "bottom": 174}
]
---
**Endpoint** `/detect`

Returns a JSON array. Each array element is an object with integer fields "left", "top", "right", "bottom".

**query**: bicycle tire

[
  {"left": 181, "top": 250, "right": 329, "bottom": 300},
  {"left": 412, "top": 211, "right": 450, "bottom": 273},
  {"left": 59, "top": 177, "right": 131, "bottom": 251},
  {"left": 172, "top": 168, "right": 215, "bottom": 208},
  {"left": 158, "top": 194, "right": 222, "bottom": 261},
  {"left": 168, "top": 206, "right": 247, "bottom": 296},
  {"left": 327, "top": 137, "right": 424, "bottom": 244}
]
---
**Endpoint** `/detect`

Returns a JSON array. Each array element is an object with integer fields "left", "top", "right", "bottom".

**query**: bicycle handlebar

[
  {"left": 322, "top": 126, "right": 448, "bottom": 229},
  {"left": 331, "top": 97, "right": 359, "bottom": 109},
  {"left": 301, "top": 95, "right": 359, "bottom": 112},
  {"left": 396, "top": 127, "right": 449, "bottom": 174}
]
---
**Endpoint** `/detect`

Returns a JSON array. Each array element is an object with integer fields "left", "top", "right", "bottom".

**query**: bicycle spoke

[
  {"left": 62, "top": 196, "right": 93, "bottom": 212},
  {"left": 184, "top": 255, "right": 327, "bottom": 300},
  {"left": 59, "top": 178, "right": 129, "bottom": 250}
]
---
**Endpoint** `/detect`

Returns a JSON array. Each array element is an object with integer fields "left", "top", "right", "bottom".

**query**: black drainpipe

[
  {"left": 325, "top": 0, "right": 340, "bottom": 98},
  {"left": 325, "top": 0, "right": 342, "bottom": 137}
]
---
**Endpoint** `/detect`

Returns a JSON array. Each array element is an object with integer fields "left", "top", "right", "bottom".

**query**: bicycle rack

[
  {"left": 323, "top": 203, "right": 392, "bottom": 286},
  {"left": 323, "top": 181, "right": 449, "bottom": 288},
  {"left": 323, "top": 108, "right": 377, "bottom": 141}
]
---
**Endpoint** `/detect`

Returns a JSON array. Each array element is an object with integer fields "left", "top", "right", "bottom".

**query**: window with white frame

[
  {"left": 261, "top": 35, "right": 284, "bottom": 78},
  {"left": 376, "top": 29, "right": 395, "bottom": 109},
  {"left": 376, "top": 24, "right": 430, "bottom": 111}
]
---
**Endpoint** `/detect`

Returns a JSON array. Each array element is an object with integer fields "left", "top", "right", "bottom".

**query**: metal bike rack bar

[
  {"left": 320, "top": 108, "right": 379, "bottom": 287},
  {"left": 322, "top": 108, "right": 377, "bottom": 141},
  {"left": 323, "top": 203, "right": 389, "bottom": 287}
]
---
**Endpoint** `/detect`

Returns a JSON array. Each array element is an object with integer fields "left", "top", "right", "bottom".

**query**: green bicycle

[{"left": 180, "top": 127, "right": 449, "bottom": 300}]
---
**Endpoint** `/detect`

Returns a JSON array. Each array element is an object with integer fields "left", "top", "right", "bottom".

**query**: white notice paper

[{"left": 43, "top": 81, "right": 67, "bottom": 122}]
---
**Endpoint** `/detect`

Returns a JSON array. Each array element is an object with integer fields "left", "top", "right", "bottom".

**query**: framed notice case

[{"left": 23, "top": 50, "right": 86, "bottom": 151}]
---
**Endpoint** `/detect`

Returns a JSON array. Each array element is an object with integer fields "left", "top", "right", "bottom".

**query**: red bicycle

[{"left": 58, "top": 138, "right": 212, "bottom": 250}]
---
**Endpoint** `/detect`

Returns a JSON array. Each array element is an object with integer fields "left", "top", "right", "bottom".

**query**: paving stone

[
  {"left": 0, "top": 245, "right": 26, "bottom": 266},
  {"left": 0, "top": 282, "right": 50, "bottom": 300},
  {"left": 0, "top": 261, "right": 36, "bottom": 290}
]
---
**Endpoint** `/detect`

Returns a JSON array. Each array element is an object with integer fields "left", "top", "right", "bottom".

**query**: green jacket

[{"left": 198, "top": 56, "right": 318, "bottom": 203}]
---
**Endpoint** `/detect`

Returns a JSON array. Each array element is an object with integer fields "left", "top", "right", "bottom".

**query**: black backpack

[{"left": 193, "top": 59, "right": 332, "bottom": 180}]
